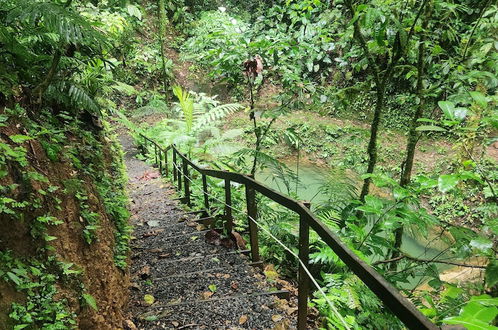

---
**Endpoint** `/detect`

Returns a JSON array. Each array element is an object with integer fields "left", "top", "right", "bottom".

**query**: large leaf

[
  {"left": 82, "top": 293, "right": 98, "bottom": 311},
  {"left": 416, "top": 125, "right": 447, "bottom": 132},
  {"left": 438, "top": 174, "right": 459, "bottom": 193},
  {"left": 469, "top": 91, "right": 488, "bottom": 108},
  {"left": 485, "top": 261, "right": 498, "bottom": 288}
]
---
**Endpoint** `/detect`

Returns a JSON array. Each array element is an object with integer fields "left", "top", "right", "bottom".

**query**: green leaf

[
  {"left": 9, "top": 135, "right": 32, "bottom": 144},
  {"left": 144, "top": 294, "right": 155, "bottom": 305},
  {"left": 438, "top": 101, "right": 455, "bottom": 118},
  {"left": 208, "top": 284, "right": 217, "bottom": 292},
  {"left": 416, "top": 125, "right": 447, "bottom": 132},
  {"left": 469, "top": 91, "right": 488, "bottom": 108},
  {"left": 126, "top": 4, "right": 142, "bottom": 20},
  {"left": 14, "top": 325, "right": 29, "bottom": 330},
  {"left": 6, "top": 272, "right": 21, "bottom": 285},
  {"left": 82, "top": 293, "right": 98, "bottom": 311},
  {"left": 438, "top": 174, "right": 459, "bottom": 193},
  {"left": 485, "top": 261, "right": 498, "bottom": 288},
  {"left": 470, "top": 238, "right": 493, "bottom": 253}
]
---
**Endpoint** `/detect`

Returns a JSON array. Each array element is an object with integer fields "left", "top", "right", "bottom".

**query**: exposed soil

[
  {"left": 121, "top": 134, "right": 298, "bottom": 329},
  {"left": 0, "top": 121, "right": 129, "bottom": 329}
]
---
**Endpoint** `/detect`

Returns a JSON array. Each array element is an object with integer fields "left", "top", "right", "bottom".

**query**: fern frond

[
  {"left": 4, "top": 0, "right": 106, "bottom": 47},
  {"left": 133, "top": 99, "right": 168, "bottom": 118},
  {"left": 46, "top": 81, "right": 100, "bottom": 114},
  {"left": 193, "top": 103, "right": 244, "bottom": 131}
]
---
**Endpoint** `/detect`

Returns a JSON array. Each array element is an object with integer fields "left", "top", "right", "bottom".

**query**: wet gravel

[{"left": 121, "top": 134, "right": 295, "bottom": 329}]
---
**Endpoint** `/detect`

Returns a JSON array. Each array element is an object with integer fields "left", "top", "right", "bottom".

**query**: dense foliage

[
  {"left": 1, "top": 0, "right": 497, "bottom": 329},
  {"left": 130, "top": 0, "right": 497, "bottom": 329}
]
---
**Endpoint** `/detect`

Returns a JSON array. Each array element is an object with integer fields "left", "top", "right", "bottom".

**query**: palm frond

[{"left": 172, "top": 85, "right": 194, "bottom": 133}]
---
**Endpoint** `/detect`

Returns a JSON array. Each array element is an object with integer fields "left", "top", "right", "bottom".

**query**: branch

[
  {"left": 462, "top": 0, "right": 492, "bottom": 61},
  {"left": 373, "top": 254, "right": 487, "bottom": 269},
  {"left": 383, "top": 0, "right": 430, "bottom": 85},
  {"left": 344, "top": 0, "right": 380, "bottom": 86},
  {"left": 32, "top": 49, "right": 62, "bottom": 103}
]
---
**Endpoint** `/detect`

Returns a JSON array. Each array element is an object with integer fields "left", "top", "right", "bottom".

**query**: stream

[{"left": 257, "top": 160, "right": 453, "bottom": 289}]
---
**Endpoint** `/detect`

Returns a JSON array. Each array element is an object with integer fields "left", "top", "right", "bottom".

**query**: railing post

[
  {"left": 298, "top": 201, "right": 311, "bottom": 330},
  {"left": 245, "top": 174, "right": 260, "bottom": 262},
  {"left": 141, "top": 136, "right": 147, "bottom": 156},
  {"left": 164, "top": 148, "right": 169, "bottom": 177},
  {"left": 224, "top": 179, "right": 233, "bottom": 233},
  {"left": 172, "top": 149, "right": 177, "bottom": 182},
  {"left": 182, "top": 158, "right": 190, "bottom": 206},
  {"left": 177, "top": 153, "right": 182, "bottom": 192},
  {"left": 202, "top": 174, "right": 209, "bottom": 212},
  {"left": 154, "top": 144, "right": 158, "bottom": 166},
  {"left": 158, "top": 148, "right": 163, "bottom": 175}
]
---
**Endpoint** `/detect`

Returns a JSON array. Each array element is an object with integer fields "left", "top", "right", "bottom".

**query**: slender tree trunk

[
  {"left": 32, "top": 50, "right": 62, "bottom": 102},
  {"left": 359, "top": 85, "right": 385, "bottom": 201},
  {"left": 391, "top": 8, "right": 430, "bottom": 265},
  {"left": 157, "top": 0, "right": 169, "bottom": 96}
]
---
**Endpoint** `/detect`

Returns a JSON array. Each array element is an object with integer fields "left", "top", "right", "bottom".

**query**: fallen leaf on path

[
  {"left": 124, "top": 319, "right": 137, "bottom": 330},
  {"left": 139, "top": 266, "right": 151, "bottom": 279},
  {"left": 205, "top": 229, "right": 221, "bottom": 245},
  {"left": 231, "top": 231, "right": 247, "bottom": 249},
  {"left": 138, "top": 170, "right": 160, "bottom": 181},
  {"left": 201, "top": 291, "right": 214, "bottom": 299},
  {"left": 196, "top": 224, "right": 206, "bottom": 231},
  {"left": 186, "top": 221, "right": 197, "bottom": 227},
  {"left": 158, "top": 253, "right": 171, "bottom": 259},
  {"left": 171, "top": 321, "right": 179, "bottom": 327},
  {"left": 143, "top": 229, "right": 164, "bottom": 238},
  {"left": 271, "top": 315, "right": 283, "bottom": 322},
  {"left": 239, "top": 315, "right": 248, "bottom": 325},
  {"left": 273, "top": 319, "right": 291, "bottom": 330},
  {"left": 144, "top": 294, "right": 155, "bottom": 305},
  {"left": 231, "top": 281, "right": 239, "bottom": 290},
  {"left": 221, "top": 237, "right": 235, "bottom": 249},
  {"left": 264, "top": 264, "right": 279, "bottom": 281}
]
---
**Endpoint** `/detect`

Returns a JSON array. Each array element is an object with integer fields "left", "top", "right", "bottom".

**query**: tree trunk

[
  {"left": 157, "top": 0, "right": 169, "bottom": 96},
  {"left": 359, "top": 85, "right": 385, "bottom": 201},
  {"left": 391, "top": 9, "right": 429, "bottom": 266}
]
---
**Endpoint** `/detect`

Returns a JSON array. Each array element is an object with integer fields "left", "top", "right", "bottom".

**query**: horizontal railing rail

[{"left": 136, "top": 132, "right": 438, "bottom": 330}]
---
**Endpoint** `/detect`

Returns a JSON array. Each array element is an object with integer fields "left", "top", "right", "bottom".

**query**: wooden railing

[{"left": 137, "top": 133, "right": 438, "bottom": 330}]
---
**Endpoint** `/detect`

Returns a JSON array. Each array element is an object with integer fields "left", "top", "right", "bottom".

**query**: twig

[{"left": 374, "top": 253, "right": 487, "bottom": 269}]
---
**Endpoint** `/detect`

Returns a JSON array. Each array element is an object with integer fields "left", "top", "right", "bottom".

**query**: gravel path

[{"left": 121, "top": 134, "right": 296, "bottom": 329}]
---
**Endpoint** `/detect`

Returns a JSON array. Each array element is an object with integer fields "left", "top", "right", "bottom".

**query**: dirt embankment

[{"left": 0, "top": 119, "right": 129, "bottom": 329}]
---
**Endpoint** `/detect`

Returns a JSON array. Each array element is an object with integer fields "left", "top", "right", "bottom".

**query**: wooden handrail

[{"left": 138, "top": 133, "right": 438, "bottom": 330}]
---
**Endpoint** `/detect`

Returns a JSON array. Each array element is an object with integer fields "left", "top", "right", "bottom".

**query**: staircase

[{"left": 121, "top": 134, "right": 295, "bottom": 329}]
